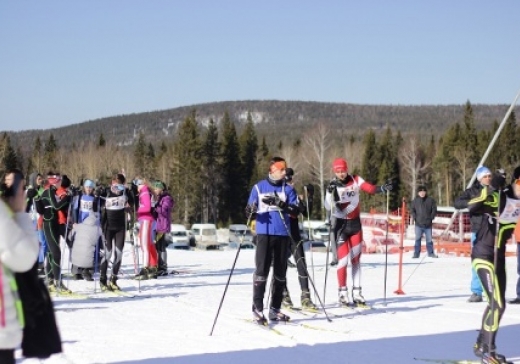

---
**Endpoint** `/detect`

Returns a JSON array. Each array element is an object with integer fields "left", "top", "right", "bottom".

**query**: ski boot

[
  {"left": 268, "top": 307, "right": 290, "bottom": 322},
  {"left": 252, "top": 305, "right": 267, "bottom": 325},
  {"left": 301, "top": 290, "right": 318, "bottom": 311},
  {"left": 47, "top": 281, "right": 57, "bottom": 293},
  {"left": 108, "top": 276, "right": 121, "bottom": 291},
  {"left": 100, "top": 276, "right": 111, "bottom": 292},
  {"left": 281, "top": 288, "right": 294, "bottom": 309},
  {"left": 473, "top": 335, "right": 509, "bottom": 363},
  {"left": 352, "top": 287, "right": 369, "bottom": 308},
  {"left": 135, "top": 268, "right": 149, "bottom": 280},
  {"left": 82, "top": 270, "right": 94, "bottom": 281},
  {"left": 54, "top": 280, "right": 72, "bottom": 294},
  {"left": 147, "top": 267, "right": 158, "bottom": 279},
  {"left": 338, "top": 287, "right": 349, "bottom": 307}
]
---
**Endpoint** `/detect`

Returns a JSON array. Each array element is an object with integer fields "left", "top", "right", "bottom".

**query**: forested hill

[{"left": 6, "top": 100, "right": 518, "bottom": 151}]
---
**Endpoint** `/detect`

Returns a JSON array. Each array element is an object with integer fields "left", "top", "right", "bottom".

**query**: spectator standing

[
  {"left": 0, "top": 169, "right": 40, "bottom": 364},
  {"left": 410, "top": 185, "right": 437, "bottom": 258},
  {"left": 134, "top": 178, "right": 159, "bottom": 280},
  {"left": 152, "top": 181, "right": 174, "bottom": 276},
  {"left": 510, "top": 166, "right": 520, "bottom": 305}
]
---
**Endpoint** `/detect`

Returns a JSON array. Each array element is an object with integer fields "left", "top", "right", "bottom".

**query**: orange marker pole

[{"left": 394, "top": 197, "right": 406, "bottom": 295}]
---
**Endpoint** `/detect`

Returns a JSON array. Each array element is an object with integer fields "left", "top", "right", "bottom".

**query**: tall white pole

[{"left": 444, "top": 89, "right": 520, "bottom": 238}]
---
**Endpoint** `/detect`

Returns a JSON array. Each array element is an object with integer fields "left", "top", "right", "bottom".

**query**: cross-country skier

[
  {"left": 70, "top": 179, "right": 100, "bottom": 281},
  {"left": 324, "top": 158, "right": 392, "bottom": 308},
  {"left": 467, "top": 168, "right": 516, "bottom": 364},
  {"left": 100, "top": 174, "right": 134, "bottom": 291},
  {"left": 25, "top": 172, "right": 46, "bottom": 275},
  {"left": 134, "top": 178, "right": 159, "bottom": 280},
  {"left": 36, "top": 172, "right": 72, "bottom": 293},
  {"left": 454, "top": 166, "right": 493, "bottom": 303},
  {"left": 246, "top": 157, "right": 298, "bottom": 324},
  {"left": 280, "top": 167, "right": 318, "bottom": 311},
  {"left": 152, "top": 180, "right": 174, "bottom": 276}
]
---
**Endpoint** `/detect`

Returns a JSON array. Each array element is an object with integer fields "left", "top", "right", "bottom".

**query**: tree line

[{"left": 0, "top": 101, "right": 518, "bottom": 227}]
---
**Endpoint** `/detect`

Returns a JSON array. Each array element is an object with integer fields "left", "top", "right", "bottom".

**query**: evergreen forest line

[{"left": 1, "top": 100, "right": 519, "bottom": 227}]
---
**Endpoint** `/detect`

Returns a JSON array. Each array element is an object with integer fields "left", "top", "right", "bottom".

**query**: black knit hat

[
  {"left": 418, "top": 185, "right": 427, "bottom": 192},
  {"left": 512, "top": 166, "right": 520, "bottom": 183},
  {"left": 285, "top": 168, "right": 294, "bottom": 182}
]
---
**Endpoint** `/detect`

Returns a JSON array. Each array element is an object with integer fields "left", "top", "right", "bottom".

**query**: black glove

[
  {"left": 327, "top": 179, "right": 343, "bottom": 193},
  {"left": 261, "top": 192, "right": 287, "bottom": 209},
  {"left": 380, "top": 180, "right": 394, "bottom": 193},
  {"left": 26, "top": 188, "right": 37, "bottom": 200},
  {"left": 245, "top": 203, "right": 257, "bottom": 217},
  {"left": 491, "top": 169, "right": 506, "bottom": 191}
]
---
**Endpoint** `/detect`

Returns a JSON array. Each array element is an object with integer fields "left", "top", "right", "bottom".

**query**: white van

[
  {"left": 190, "top": 223, "right": 219, "bottom": 250},
  {"left": 228, "top": 224, "right": 255, "bottom": 249},
  {"left": 302, "top": 220, "right": 330, "bottom": 241},
  {"left": 166, "top": 224, "right": 190, "bottom": 250}
]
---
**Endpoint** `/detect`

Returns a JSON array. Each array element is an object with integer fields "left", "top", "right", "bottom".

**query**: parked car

[
  {"left": 303, "top": 240, "right": 327, "bottom": 252},
  {"left": 302, "top": 220, "right": 330, "bottom": 241},
  {"left": 228, "top": 224, "right": 255, "bottom": 249},
  {"left": 190, "top": 223, "right": 220, "bottom": 250},
  {"left": 166, "top": 224, "right": 191, "bottom": 250}
]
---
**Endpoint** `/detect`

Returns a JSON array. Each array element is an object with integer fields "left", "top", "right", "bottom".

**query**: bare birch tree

[
  {"left": 303, "top": 122, "right": 333, "bottom": 219},
  {"left": 398, "top": 135, "right": 430, "bottom": 198}
]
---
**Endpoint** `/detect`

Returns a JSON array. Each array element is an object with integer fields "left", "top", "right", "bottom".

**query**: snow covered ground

[{"left": 17, "top": 244, "right": 520, "bottom": 364}]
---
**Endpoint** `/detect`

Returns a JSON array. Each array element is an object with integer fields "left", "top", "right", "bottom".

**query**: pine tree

[
  {"left": 43, "top": 134, "right": 58, "bottom": 172},
  {"left": 133, "top": 132, "right": 147, "bottom": 176},
  {"left": 171, "top": 110, "right": 202, "bottom": 224},
  {"left": 201, "top": 119, "right": 221, "bottom": 223},
  {"left": 219, "top": 111, "right": 245, "bottom": 225},
  {"left": 360, "top": 129, "right": 379, "bottom": 183},
  {"left": 0, "top": 133, "right": 18, "bottom": 173},
  {"left": 98, "top": 133, "right": 106, "bottom": 148},
  {"left": 239, "top": 112, "right": 258, "bottom": 190}
]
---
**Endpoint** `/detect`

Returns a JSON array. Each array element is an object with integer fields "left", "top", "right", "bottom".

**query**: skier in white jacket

[{"left": 0, "top": 168, "right": 40, "bottom": 364}]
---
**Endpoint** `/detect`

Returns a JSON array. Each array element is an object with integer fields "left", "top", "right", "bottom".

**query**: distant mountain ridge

[{"left": 6, "top": 100, "right": 518, "bottom": 151}]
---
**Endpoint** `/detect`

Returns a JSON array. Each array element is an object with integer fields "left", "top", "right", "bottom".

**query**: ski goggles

[
  {"left": 133, "top": 179, "right": 144, "bottom": 186},
  {"left": 111, "top": 183, "right": 125, "bottom": 191}
]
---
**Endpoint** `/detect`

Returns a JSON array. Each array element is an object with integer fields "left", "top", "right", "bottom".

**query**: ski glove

[
  {"left": 245, "top": 203, "right": 257, "bottom": 218},
  {"left": 491, "top": 169, "right": 506, "bottom": 191},
  {"left": 379, "top": 180, "right": 394, "bottom": 193},
  {"left": 261, "top": 192, "right": 287, "bottom": 209}
]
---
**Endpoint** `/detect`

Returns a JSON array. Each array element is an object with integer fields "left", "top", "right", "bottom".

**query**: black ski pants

[
  {"left": 253, "top": 234, "right": 289, "bottom": 311},
  {"left": 43, "top": 220, "right": 62, "bottom": 282},
  {"left": 101, "top": 228, "right": 125, "bottom": 279}
]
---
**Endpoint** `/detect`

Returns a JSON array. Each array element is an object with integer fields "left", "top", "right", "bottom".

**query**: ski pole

[
  {"left": 209, "top": 212, "right": 254, "bottom": 336},
  {"left": 276, "top": 209, "right": 332, "bottom": 322},
  {"left": 303, "top": 185, "right": 316, "bottom": 302},
  {"left": 323, "top": 191, "right": 334, "bottom": 305},
  {"left": 383, "top": 188, "right": 390, "bottom": 306}
]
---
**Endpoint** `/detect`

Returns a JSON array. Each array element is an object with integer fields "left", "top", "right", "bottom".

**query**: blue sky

[{"left": 1, "top": 1, "right": 519, "bottom": 131}]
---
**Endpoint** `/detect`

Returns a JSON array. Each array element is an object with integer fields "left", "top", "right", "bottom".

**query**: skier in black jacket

[
  {"left": 466, "top": 169, "right": 515, "bottom": 363},
  {"left": 454, "top": 166, "right": 492, "bottom": 303},
  {"left": 280, "top": 168, "right": 318, "bottom": 311}
]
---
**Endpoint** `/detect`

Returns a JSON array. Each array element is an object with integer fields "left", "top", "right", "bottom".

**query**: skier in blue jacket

[{"left": 246, "top": 157, "right": 298, "bottom": 325}]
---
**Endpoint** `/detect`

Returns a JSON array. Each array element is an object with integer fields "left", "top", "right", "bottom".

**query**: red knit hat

[{"left": 332, "top": 158, "right": 348, "bottom": 173}]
